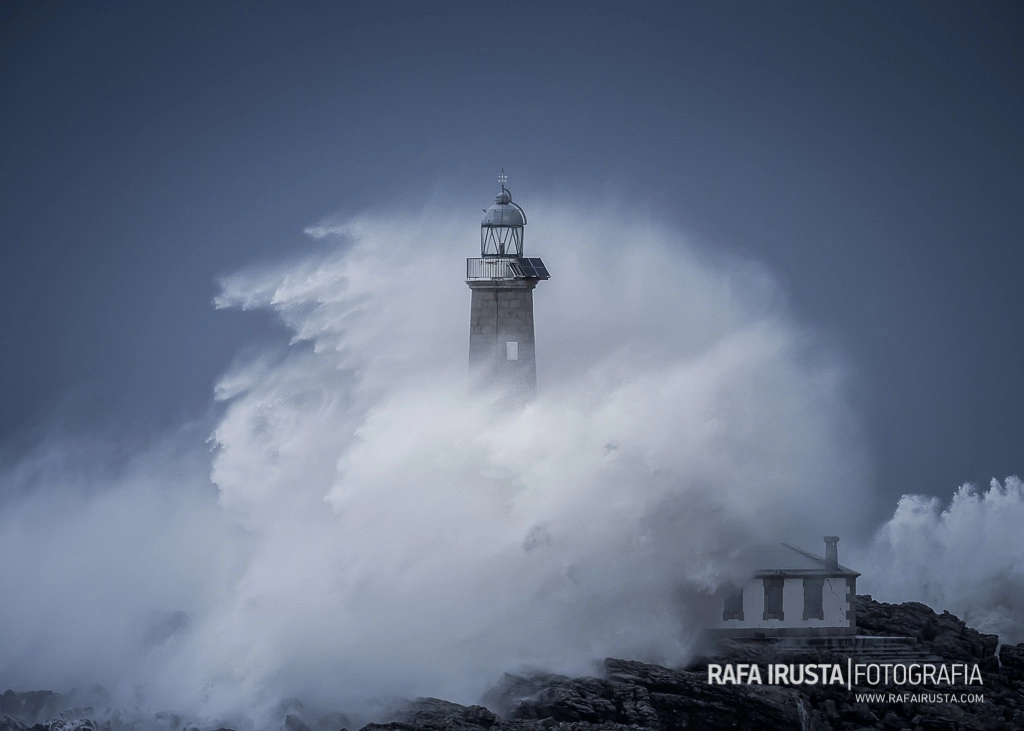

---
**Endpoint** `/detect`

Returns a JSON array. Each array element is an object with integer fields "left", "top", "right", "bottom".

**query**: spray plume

[
  {"left": 858, "top": 476, "right": 1024, "bottom": 643},
  {"left": 0, "top": 200, "right": 872, "bottom": 728}
]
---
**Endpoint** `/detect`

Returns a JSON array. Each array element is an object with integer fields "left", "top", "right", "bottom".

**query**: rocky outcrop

[
  {"left": 0, "top": 718, "right": 96, "bottom": 731},
  {"left": 363, "top": 698, "right": 501, "bottom": 731},
  {"left": 491, "top": 658, "right": 803, "bottom": 730},
  {"left": 0, "top": 692, "right": 69, "bottom": 727},
  {"left": 371, "top": 596, "right": 1023, "bottom": 731},
  {"left": 999, "top": 643, "right": 1024, "bottom": 685},
  {"left": 3, "top": 596, "right": 1022, "bottom": 731},
  {"left": 857, "top": 595, "right": 1001, "bottom": 670},
  {"left": 362, "top": 662, "right": 804, "bottom": 731}
]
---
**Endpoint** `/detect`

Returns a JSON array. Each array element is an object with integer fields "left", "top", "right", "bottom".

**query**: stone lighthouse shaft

[{"left": 466, "top": 179, "right": 549, "bottom": 400}]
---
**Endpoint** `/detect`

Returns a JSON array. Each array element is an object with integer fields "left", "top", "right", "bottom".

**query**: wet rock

[
  {"left": 363, "top": 698, "right": 499, "bottom": 731},
  {"left": 3, "top": 596, "right": 1022, "bottom": 731},
  {"left": 998, "top": 642, "right": 1024, "bottom": 684},
  {"left": 0, "top": 693, "right": 67, "bottom": 726},
  {"left": 857, "top": 597, "right": 999, "bottom": 665},
  {"left": 470, "top": 659, "right": 803, "bottom": 731},
  {"left": 30, "top": 722, "right": 98, "bottom": 731},
  {"left": 284, "top": 714, "right": 315, "bottom": 731},
  {"left": 0, "top": 715, "right": 28, "bottom": 731}
]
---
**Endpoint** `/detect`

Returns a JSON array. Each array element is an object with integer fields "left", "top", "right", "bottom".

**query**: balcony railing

[{"left": 466, "top": 256, "right": 550, "bottom": 281}]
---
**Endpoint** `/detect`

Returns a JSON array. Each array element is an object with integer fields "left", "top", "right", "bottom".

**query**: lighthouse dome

[{"left": 482, "top": 189, "right": 527, "bottom": 228}]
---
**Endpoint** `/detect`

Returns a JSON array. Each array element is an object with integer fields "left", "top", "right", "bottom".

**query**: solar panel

[{"left": 516, "top": 257, "right": 550, "bottom": 279}]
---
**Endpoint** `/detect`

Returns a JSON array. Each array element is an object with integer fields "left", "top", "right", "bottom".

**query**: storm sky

[{"left": 2, "top": 0, "right": 1021, "bottom": 517}]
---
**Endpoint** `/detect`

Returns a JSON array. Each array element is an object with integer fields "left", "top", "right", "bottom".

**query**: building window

[
  {"left": 723, "top": 587, "right": 744, "bottom": 621},
  {"left": 803, "top": 577, "right": 824, "bottom": 620},
  {"left": 506, "top": 341, "right": 519, "bottom": 360},
  {"left": 763, "top": 578, "right": 784, "bottom": 621}
]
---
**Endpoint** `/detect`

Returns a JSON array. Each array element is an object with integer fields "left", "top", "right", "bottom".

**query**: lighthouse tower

[{"left": 466, "top": 175, "right": 550, "bottom": 399}]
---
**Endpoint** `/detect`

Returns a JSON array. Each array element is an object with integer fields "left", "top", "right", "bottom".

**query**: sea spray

[{"left": 0, "top": 200, "right": 872, "bottom": 725}]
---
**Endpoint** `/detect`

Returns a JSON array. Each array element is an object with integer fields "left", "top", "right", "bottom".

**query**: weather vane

[{"left": 498, "top": 168, "right": 508, "bottom": 188}]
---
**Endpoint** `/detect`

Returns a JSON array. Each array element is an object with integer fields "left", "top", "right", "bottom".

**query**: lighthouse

[{"left": 466, "top": 174, "right": 549, "bottom": 399}]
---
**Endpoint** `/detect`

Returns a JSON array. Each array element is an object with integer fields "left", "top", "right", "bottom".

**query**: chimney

[{"left": 824, "top": 536, "right": 840, "bottom": 570}]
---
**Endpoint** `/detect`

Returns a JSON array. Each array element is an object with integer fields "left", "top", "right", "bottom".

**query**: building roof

[{"left": 748, "top": 542, "right": 860, "bottom": 578}]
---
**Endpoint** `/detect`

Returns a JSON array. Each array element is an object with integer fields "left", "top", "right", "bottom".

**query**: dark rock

[
  {"left": 0, "top": 692, "right": 67, "bottom": 726},
  {"left": 30, "top": 721, "right": 98, "bottom": 731},
  {"left": 857, "top": 597, "right": 999, "bottom": 665},
  {"left": 363, "top": 698, "right": 499, "bottom": 731},
  {"left": 284, "top": 714, "right": 314, "bottom": 731},
  {"left": 880, "top": 710, "right": 902, "bottom": 730},
  {"left": 0, "top": 715, "right": 28, "bottom": 731},
  {"left": 4, "top": 596, "right": 1023, "bottom": 731},
  {"left": 998, "top": 642, "right": 1024, "bottom": 684},
  {"left": 476, "top": 659, "right": 804, "bottom": 731}
]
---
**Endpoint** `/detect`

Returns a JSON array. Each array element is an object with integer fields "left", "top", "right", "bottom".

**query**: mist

[{"left": 2, "top": 199, "right": 876, "bottom": 727}]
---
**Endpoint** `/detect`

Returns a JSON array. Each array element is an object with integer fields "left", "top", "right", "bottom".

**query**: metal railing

[{"left": 466, "top": 257, "right": 522, "bottom": 280}]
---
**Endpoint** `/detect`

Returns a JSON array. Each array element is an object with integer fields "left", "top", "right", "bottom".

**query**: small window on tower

[{"left": 506, "top": 341, "right": 519, "bottom": 360}]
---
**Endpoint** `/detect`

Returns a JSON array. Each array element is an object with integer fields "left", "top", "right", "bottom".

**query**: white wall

[{"left": 711, "top": 576, "right": 852, "bottom": 631}]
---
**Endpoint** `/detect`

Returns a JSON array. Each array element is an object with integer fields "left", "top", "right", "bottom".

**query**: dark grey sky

[{"left": 1, "top": 1, "right": 1021, "bottom": 514}]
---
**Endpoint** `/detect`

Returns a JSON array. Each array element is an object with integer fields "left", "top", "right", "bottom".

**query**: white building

[{"left": 710, "top": 536, "right": 859, "bottom": 638}]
